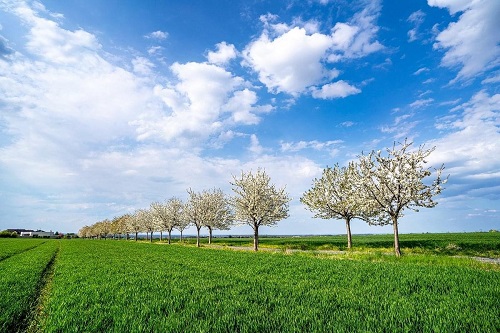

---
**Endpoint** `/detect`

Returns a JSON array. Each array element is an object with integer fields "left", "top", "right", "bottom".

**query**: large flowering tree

[{"left": 357, "top": 140, "right": 446, "bottom": 256}]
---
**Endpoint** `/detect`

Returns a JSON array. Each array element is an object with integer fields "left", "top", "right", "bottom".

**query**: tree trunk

[
  {"left": 135, "top": 232, "right": 138, "bottom": 241},
  {"left": 150, "top": 231, "right": 153, "bottom": 243},
  {"left": 393, "top": 218, "right": 401, "bottom": 257},
  {"left": 208, "top": 227, "right": 212, "bottom": 244},
  {"left": 160, "top": 231, "right": 163, "bottom": 242},
  {"left": 253, "top": 225, "right": 259, "bottom": 251},
  {"left": 196, "top": 227, "right": 200, "bottom": 247},
  {"left": 180, "top": 230, "right": 183, "bottom": 242},
  {"left": 345, "top": 218, "right": 352, "bottom": 249},
  {"left": 168, "top": 229, "right": 172, "bottom": 245}
]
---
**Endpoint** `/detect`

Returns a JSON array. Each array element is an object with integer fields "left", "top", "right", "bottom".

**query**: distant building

[
  {"left": 6, "top": 228, "right": 34, "bottom": 235},
  {"left": 19, "top": 230, "right": 54, "bottom": 238}
]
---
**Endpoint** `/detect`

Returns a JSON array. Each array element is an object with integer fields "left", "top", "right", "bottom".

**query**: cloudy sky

[{"left": 0, "top": 0, "right": 499, "bottom": 235}]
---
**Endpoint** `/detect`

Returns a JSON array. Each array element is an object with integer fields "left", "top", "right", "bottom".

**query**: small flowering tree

[
  {"left": 200, "top": 188, "right": 233, "bottom": 244},
  {"left": 301, "top": 162, "right": 364, "bottom": 249},
  {"left": 151, "top": 198, "right": 184, "bottom": 244},
  {"left": 230, "top": 169, "right": 290, "bottom": 251}
]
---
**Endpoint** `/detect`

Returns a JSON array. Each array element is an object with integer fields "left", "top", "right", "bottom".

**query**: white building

[{"left": 20, "top": 230, "right": 54, "bottom": 238}]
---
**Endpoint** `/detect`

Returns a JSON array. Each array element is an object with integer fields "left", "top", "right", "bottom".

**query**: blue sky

[{"left": 0, "top": 0, "right": 499, "bottom": 235}]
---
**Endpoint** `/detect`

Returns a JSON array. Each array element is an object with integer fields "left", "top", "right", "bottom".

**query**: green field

[
  {"left": 1, "top": 233, "right": 499, "bottom": 332},
  {"left": 187, "top": 232, "right": 500, "bottom": 257}
]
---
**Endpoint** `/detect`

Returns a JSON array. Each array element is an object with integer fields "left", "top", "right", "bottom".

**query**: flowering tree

[
  {"left": 201, "top": 188, "right": 233, "bottom": 244},
  {"left": 151, "top": 198, "right": 184, "bottom": 244},
  {"left": 128, "top": 210, "right": 145, "bottom": 241},
  {"left": 185, "top": 189, "right": 206, "bottom": 247},
  {"left": 230, "top": 169, "right": 290, "bottom": 251},
  {"left": 176, "top": 212, "right": 191, "bottom": 242},
  {"left": 357, "top": 140, "right": 446, "bottom": 256},
  {"left": 301, "top": 162, "right": 364, "bottom": 249}
]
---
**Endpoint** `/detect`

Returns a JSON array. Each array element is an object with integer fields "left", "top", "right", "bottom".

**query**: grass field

[
  {"left": 1, "top": 233, "right": 499, "bottom": 332},
  {"left": 0, "top": 240, "right": 59, "bottom": 332},
  {"left": 186, "top": 232, "right": 500, "bottom": 257}
]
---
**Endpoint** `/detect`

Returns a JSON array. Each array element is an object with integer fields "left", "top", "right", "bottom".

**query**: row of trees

[
  {"left": 79, "top": 170, "right": 290, "bottom": 251},
  {"left": 79, "top": 140, "right": 446, "bottom": 256}
]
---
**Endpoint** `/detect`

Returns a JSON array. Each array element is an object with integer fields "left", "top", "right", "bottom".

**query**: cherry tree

[
  {"left": 128, "top": 210, "right": 145, "bottom": 241},
  {"left": 201, "top": 188, "right": 233, "bottom": 244},
  {"left": 357, "top": 140, "right": 446, "bottom": 256},
  {"left": 151, "top": 198, "right": 184, "bottom": 244},
  {"left": 185, "top": 189, "right": 206, "bottom": 247},
  {"left": 301, "top": 162, "right": 364, "bottom": 249},
  {"left": 230, "top": 169, "right": 290, "bottom": 251},
  {"left": 176, "top": 212, "right": 191, "bottom": 242}
]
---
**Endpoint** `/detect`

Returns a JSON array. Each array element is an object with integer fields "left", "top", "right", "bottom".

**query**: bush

[{"left": 0, "top": 231, "right": 18, "bottom": 238}]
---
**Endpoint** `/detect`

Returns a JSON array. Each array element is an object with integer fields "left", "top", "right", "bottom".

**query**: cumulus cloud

[
  {"left": 243, "top": 26, "right": 332, "bottom": 95},
  {"left": 0, "top": 0, "right": 284, "bottom": 232},
  {"left": 139, "top": 61, "right": 273, "bottom": 142},
  {"left": 243, "top": 1, "right": 383, "bottom": 97},
  {"left": 207, "top": 42, "right": 237, "bottom": 65},
  {"left": 329, "top": 0, "right": 384, "bottom": 61},
  {"left": 312, "top": 80, "right": 361, "bottom": 99},
  {"left": 144, "top": 30, "right": 168, "bottom": 40},
  {"left": 429, "top": 0, "right": 500, "bottom": 82},
  {"left": 132, "top": 56, "right": 155, "bottom": 76},
  {"left": 428, "top": 90, "right": 500, "bottom": 198}
]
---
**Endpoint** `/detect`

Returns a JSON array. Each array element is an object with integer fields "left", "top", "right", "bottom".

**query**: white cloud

[
  {"left": 243, "top": 27, "right": 332, "bottom": 95},
  {"left": 481, "top": 71, "right": 500, "bottom": 84},
  {"left": 428, "top": 90, "right": 500, "bottom": 198},
  {"left": 207, "top": 42, "right": 237, "bottom": 65},
  {"left": 222, "top": 89, "right": 273, "bottom": 125},
  {"left": 413, "top": 67, "right": 430, "bottom": 75},
  {"left": 0, "top": 0, "right": 284, "bottom": 233},
  {"left": 439, "top": 98, "right": 461, "bottom": 106},
  {"left": 429, "top": 0, "right": 500, "bottom": 83},
  {"left": 132, "top": 56, "right": 155, "bottom": 76},
  {"left": 410, "top": 98, "right": 434, "bottom": 108},
  {"left": 243, "top": 1, "right": 383, "bottom": 97},
  {"left": 144, "top": 30, "right": 168, "bottom": 40},
  {"left": 380, "top": 112, "right": 419, "bottom": 141},
  {"left": 312, "top": 80, "right": 361, "bottom": 99},
  {"left": 147, "top": 46, "right": 163, "bottom": 55},
  {"left": 248, "top": 134, "right": 264, "bottom": 155},
  {"left": 280, "top": 140, "right": 342, "bottom": 153},
  {"left": 329, "top": 0, "right": 384, "bottom": 61},
  {"left": 340, "top": 121, "right": 355, "bottom": 127},
  {"left": 10, "top": 2, "right": 101, "bottom": 65},
  {"left": 141, "top": 62, "right": 273, "bottom": 142},
  {"left": 407, "top": 10, "right": 426, "bottom": 42}
]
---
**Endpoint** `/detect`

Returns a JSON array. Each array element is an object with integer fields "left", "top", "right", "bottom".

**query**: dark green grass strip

[
  {"left": 0, "top": 239, "right": 48, "bottom": 261},
  {"left": 41, "top": 240, "right": 500, "bottom": 333},
  {"left": 201, "top": 232, "right": 500, "bottom": 257},
  {"left": 0, "top": 241, "right": 59, "bottom": 332},
  {"left": 25, "top": 246, "right": 59, "bottom": 333}
]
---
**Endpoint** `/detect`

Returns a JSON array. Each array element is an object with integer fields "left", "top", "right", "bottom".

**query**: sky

[{"left": 0, "top": 0, "right": 499, "bottom": 236}]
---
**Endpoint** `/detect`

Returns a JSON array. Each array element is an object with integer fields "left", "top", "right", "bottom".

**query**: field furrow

[{"left": 0, "top": 241, "right": 59, "bottom": 332}]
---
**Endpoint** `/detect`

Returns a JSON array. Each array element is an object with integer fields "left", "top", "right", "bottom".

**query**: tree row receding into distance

[{"left": 79, "top": 140, "right": 446, "bottom": 256}]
